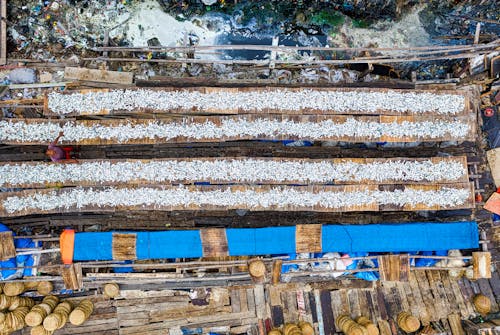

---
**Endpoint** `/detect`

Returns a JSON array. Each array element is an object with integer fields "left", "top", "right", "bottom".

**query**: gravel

[
  {"left": 0, "top": 158, "right": 467, "bottom": 187},
  {"left": 2, "top": 185, "right": 471, "bottom": 214}
]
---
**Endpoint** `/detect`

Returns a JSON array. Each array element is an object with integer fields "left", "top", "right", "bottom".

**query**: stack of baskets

[{"left": 269, "top": 321, "right": 315, "bottom": 335}]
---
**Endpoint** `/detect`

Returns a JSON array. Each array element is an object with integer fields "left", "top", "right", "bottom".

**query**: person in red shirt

[{"left": 46, "top": 131, "right": 66, "bottom": 162}]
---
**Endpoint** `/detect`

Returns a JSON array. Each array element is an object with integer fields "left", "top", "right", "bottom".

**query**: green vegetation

[{"left": 311, "top": 10, "right": 345, "bottom": 27}]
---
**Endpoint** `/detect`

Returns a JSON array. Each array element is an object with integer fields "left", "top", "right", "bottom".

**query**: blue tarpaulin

[{"left": 72, "top": 221, "right": 478, "bottom": 261}]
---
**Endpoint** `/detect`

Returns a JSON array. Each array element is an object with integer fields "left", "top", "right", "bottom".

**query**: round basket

[
  {"left": 3, "top": 282, "right": 25, "bottom": 297},
  {"left": 103, "top": 283, "right": 120, "bottom": 298},
  {"left": 299, "top": 321, "right": 315, "bottom": 335},
  {"left": 473, "top": 294, "right": 491, "bottom": 315},
  {"left": 36, "top": 282, "right": 53, "bottom": 296},
  {"left": 248, "top": 260, "right": 266, "bottom": 278}
]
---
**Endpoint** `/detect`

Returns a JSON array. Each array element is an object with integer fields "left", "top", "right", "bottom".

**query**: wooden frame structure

[
  {"left": 0, "top": 156, "right": 469, "bottom": 188},
  {"left": 44, "top": 87, "right": 471, "bottom": 117},
  {"left": 0, "top": 183, "right": 475, "bottom": 217},
  {"left": 0, "top": 114, "right": 476, "bottom": 144}
]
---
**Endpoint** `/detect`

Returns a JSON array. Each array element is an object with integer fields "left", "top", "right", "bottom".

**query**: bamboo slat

[
  {"left": 0, "top": 156, "right": 470, "bottom": 189},
  {"left": 0, "top": 183, "right": 475, "bottom": 217}
]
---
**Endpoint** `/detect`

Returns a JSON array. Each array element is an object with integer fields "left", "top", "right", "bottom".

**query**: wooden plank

[
  {"left": 296, "top": 290, "right": 307, "bottom": 319},
  {"left": 330, "top": 290, "right": 343, "bottom": 325},
  {"left": 426, "top": 270, "right": 449, "bottom": 320},
  {"left": 230, "top": 289, "right": 241, "bottom": 313},
  {"left": 239, "top": 288, "right": 248, "bottom": 313},
  {"left": 486, "top": 148, "right": 500, "bottom": 187},
  {"left": 378, "top": 320, "right": 392, "bottom": 335},
  {"left": 367, "top": 290, "right": 380, "bottom": 323},
  {"left": 0, "top": 0, "right": 6, "bottom": 65},
  {"left": 396, "top": 282, "right": 412, "bottom": 317},
  {"left": 112, "top": 233, "right": 137, "bottom": 261},
  {"left": 320, "top": 290, "right": 335, "bottom": 335},
  {"left": 247, "top": 288, "right": 256, "bottom": 315},
  {"left": 296, "top": 224, "right": 322, "bottom": 253},
  {"left": 200, "top": 228, "right": 228, "bottom": 257},
  {"left": 472, "top": 252, "right": 491, "bottom": 279},
  {"left": 64, "top": 67, "right": 133, "bottom": 84},
  {"left": 314, "top": 290, "right": 325, "bottom": 335},
  {"left": 271, "top": 305, "right": 284, "bottom": 327},
  {"left": 357, "top": 288, "right": 370, "bottom": 319},
  {"left": 449, "top": 276, "right": 472, "bottom": 319},
  {"left": 283, "top": 291, "right": 298, "bottom": 322},
  {"left": 414, "top": 270, "right": 437, "bottom": 323},
  {"left": 448, "top": 314, "right": 465, "bottom": 335},
  {"left": 272, "top": 260, "right": 282, "bottom": 285},
  {"left": 440, "top": 271, "right": 460, "bottom": 314},
  {"left": 61, "top": 263, "right": 83, "bottom": 290},
  {"left": 0, "top": 231, "right": 15, "bottom": 260},
  {"left": 308, "top": 291, "right": 318, "bottom": 323},
  {"left": 149, "top": 305, "right": 233, "bottom": 322},
  {"left": 379, "top": 255, "right": 401, "bottom": 281},
  {"left": 254, "top": 285, "right": 266, "bottom": 319},
  {"left": 348, "top": 289, "right": 361, "bottom": 319},
  {"left": 376, "top": 287, "right": 389, "bottom": 320}
]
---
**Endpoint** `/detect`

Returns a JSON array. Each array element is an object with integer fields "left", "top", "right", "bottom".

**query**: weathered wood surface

[
  {"left": 64, "top": 67, "right": 134, "bottom": 85},
  {"left": 0, "top": 231, "right": 16, "bottom": 260},
  {"left": 14, "top": 269, "right": 499, "bottom": 335},
  {"left": 0, "top": 0, "right": 5, "bottom": 65},
  {"left": 0, "top": 156, "right": 469, "bottom": 188}
]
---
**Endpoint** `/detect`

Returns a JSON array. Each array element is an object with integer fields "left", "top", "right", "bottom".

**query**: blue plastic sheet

[{"left": 73, "top": 222, "right": 478, "bottom": 261}]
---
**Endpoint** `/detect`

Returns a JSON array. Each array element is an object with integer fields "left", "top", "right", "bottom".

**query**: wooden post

[
  {"left": 448, "top": 314, "right": 464, "bottom": 335},
  {"left": 474, "top": 23, "right": 481, "bottom": 44},
  {"left": 269, "top": 36, "right": 279, "bottom": 70},
  {"left": 472, "top": 252, "right": 491, "bottom": 279},
  {"left": 0, "top": 231, "right": 16, "bottom": 261},
  {"left": 0, "top": 0, "right": 6, "bottom": 65},
  {"left": 271, "top": 259, "right": 282, "bottom": 285}
]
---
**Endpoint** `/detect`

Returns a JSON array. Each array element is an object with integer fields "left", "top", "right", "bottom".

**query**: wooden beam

[
  {"left": 61, "top": 263, "right": 83, "bottom": 290},
  {"left": 0, "top": 0, "right": 6, "bottom": 65},
  {"left": 472, "top": 252, "right": 491, "bottom": 279},
  {"left": 0, "top": 231, "right": 15, "bottom": 260},
  {"left": 64, "top": 67, "right": 133, "bottom": 85}
]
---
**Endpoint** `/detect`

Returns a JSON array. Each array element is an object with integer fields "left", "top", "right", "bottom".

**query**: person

[{"left": 46, "top": 131, "right": 67, "bottom": 162}]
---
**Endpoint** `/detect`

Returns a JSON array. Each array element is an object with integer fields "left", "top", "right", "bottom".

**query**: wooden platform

[
  {"left": 0, "top": 183, "right": 475, "bottom": 217},
  {"left": 0, "top": 114, "right": 476, "bottom": 144},
  {"left": 0, "top": 156, "right": 469, "bottom": 188},
  {"left": 14, "top": 271, "right": 500, "bottom": 335},
  {"left": 44, "top": 87, "right": 471, "bottom": 117}
]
